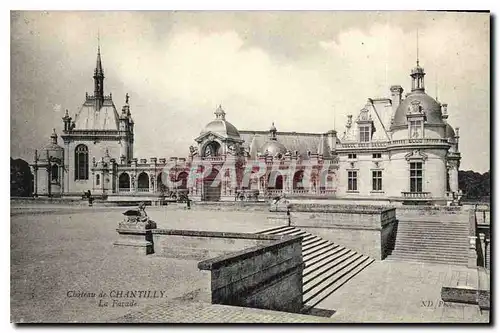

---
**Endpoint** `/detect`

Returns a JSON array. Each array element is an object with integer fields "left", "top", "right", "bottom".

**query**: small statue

[
  {"left": 121, "top": 202, "right": 157, "bottom": 229},
  {"left": 125, "top": 93, "right": 130, "bottom": 104},
  {"left": 189, "top": 145, "right": 199, "bottom": 156},
  {"left": 227, "top": 144, "right": 236, "bottom": 156}
]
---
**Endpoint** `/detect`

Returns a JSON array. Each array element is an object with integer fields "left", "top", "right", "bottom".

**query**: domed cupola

[
  {"left": 260, "top": 122, "right": 287, "bottom": 158},
  {"left": 39, "top": 129, "right": 64, "bottom": 162},
  {"left": 200, "top": 104, "right": 241, "bottom": 139},
  {"left": 391, "top": 61, "right": 444, "bottom": 131}
]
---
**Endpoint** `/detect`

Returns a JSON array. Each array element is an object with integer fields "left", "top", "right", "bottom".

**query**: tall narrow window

[
  {"left": 409, "top": 120, "right": 422, "bottom": 139},
  {"left": 51, "top": 164, "right": 58, "bottom": 182},
  {"left": 348, "top": 171, "right": 358, "bottom": 191},
  {"left": 75, "top": 144, "right": 89, "bottom": 180},
  {"left": 96, "top": 174, "right": 100, "bottom": 186},
  {"left": 410, "top": 162, "right": 423, "bottom": 192},
  {"left": 359, "top": 126, "right": 370, "bottom": 142},
  {"left": 372, "top": 170, "right": 382, "bottom": 191}
]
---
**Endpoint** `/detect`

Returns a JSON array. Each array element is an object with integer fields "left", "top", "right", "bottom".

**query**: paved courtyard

[
  {"left": 11, "top": 203, "right": 489, "bottom": 323},
  {"left": 317, "top": 261, "right": 489, "bottom": 323},
  {"left": 10, "top": 205, "right": 275, "bottom": 323}
]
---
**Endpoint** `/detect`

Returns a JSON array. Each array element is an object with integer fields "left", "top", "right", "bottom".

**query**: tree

[
  {"left": 458, "top": 170, "right": 490, "bottom": 201},
  {"left": 11, "top": 158, "right": 34, "bottom": 197}
]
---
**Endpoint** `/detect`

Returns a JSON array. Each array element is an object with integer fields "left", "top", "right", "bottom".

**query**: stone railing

[
  {"left": 291, "top": 189, "right": 309, "bottom": 195},
  {"left": 266, "top": 189, "right": 284, "bottom": 197},
  {"left": 137, "top": 187, "right": 150, "bottom": 192},
  {"left": 118, "top": 188, "right": 130, "bottom": 192},
  {"left": 201, "top": 156, "right": 226, "bottom": 162},
  {"left": 389, "top": 138, "right": 449, "bottom": 146},
  {"left": 401, "top": 191, "right": 431, "bottom": 199},
  {"left": 338, "top": 141, "right": 388, "bottom": 149},
  {"left": 319, "top": 189, "right": 336, "bottom": 195}
]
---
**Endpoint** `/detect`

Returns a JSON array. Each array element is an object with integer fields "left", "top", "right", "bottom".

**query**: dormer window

[
  {"left": 356, "top": 107, "right": 375, "bottom": 143},
  {"left": 359, "top": 126, "right": 370, "bottom": 142},
  {"left": 409, "top": 120, "right": 423, "bottom": 139}
]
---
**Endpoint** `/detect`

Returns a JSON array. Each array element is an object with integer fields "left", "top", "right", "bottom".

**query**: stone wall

[
  {"left": 396, "top": 206, "right": 466, "bottom": 221},
  {"left": 151, "top": 229, "right": 275, "bottom": 260},
  {"left": 198, "top": 235, "right": 304, "bottom": 313},
  {"left": 272, "top": 204, "right": 397, "bottom": 260}
]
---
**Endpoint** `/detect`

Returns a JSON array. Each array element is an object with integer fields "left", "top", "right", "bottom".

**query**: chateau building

[{"left": 31, "top": 47, "right": 462, "bottom": 205}]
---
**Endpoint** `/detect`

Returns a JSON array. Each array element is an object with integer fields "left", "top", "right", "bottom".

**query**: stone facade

[{"left": 32, "top": 47, "right": 462, "bottom": 206}]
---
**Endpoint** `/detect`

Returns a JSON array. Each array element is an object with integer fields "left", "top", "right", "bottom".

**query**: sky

[{"left": 10, "top": 11, "right": 490, "bottom": 172}]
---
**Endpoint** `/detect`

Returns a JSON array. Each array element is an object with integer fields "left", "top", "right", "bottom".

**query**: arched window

[
  {"left": 137, "top": 172, "right": 149, "bottom": 192},
  {"left": 119, "top": 173, "right": 130, "bottom": 192},
  {"left": 177, "top": 172, "right": 189, "bottom": 189},
  {"left": 96, "top": 174, "right": 100, "bottom": 186},
  {"left": 51, "top": 164, "right": 58, "bottom": 182},
  {"left": 293, "top": 170, "right": 304, "bottom": 190},
  {"left": 75, "top": 144, "right": 89, "bottom": 180}
]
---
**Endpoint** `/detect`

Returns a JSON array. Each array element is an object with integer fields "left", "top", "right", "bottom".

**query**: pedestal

[{"left": 114, "top": 220, "right": 157, "bottom": 255}]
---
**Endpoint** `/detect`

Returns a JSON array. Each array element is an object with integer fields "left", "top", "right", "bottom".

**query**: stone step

[
  {"left": 260, "top": 226, "right": 296, "bottom": 235},
  {"left": 303, "top": 256, "right": 375, "bottom": 312},
  {"left": 398, "top": 225, "right": 469, "bottom": 233},
  {"left": 303, "top": 252, "right": 364, "bottom": 295},
  {"left": 398, "top": 224, "right": 468, "bottom": 230},
  {"left": 303, "top": 255, "right": 373, "bottom": 307},
  {"left": 302, "top": 235, "right": 317, "bottom": 242},
  {"left": 304, "top": 246, "right": 349, "bottom": 272},
  {"left": 302, "top": 236, "right": 322, "bottom": 247},
  {"left": 397, "top": 225, "right": 468, "bottom": 230},
  {"left": 388, "top": 252, "right": 468, "bottom": 264},
  {"left": 397, "top": 225, "right": 468, "bottom": 232},
  {"left": 397, "top": 228, "right": 468, "bottom": 234},
  {"left": 303, "top": 239, "right": 330, "bottom": 253},
  {"left": 303, "top": 249, "right": 356, "bottom": 283},
  {"left": 393, "top": 244, "right": 467, "bottom": 252},
  {"left": 278, "top": 229, "right": 308, "bottom": 236},
  {"left": 395, "top": 239, "right": 467, "bottom": 246},
  {"left": 303, "top": 243, "right": 339, "bottom": 262},
  {"left": 385, "top": 255, "right": 468, "bottom": 266},
  {"left": 390, "top": 251, "right": 467, "bottom": 260},
  {"left": 398, "top": 219, "right": 468, "bottom": 224},
  {"left": 391, "top": 248, "right": 466, "bottom": 257},
  {"left": 395, "top": 236, "right": 468, "bottom": 243}
]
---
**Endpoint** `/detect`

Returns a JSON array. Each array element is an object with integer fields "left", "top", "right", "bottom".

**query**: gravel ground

[{"left": 10, "top": 207, "right": 275, "bottom": 323}]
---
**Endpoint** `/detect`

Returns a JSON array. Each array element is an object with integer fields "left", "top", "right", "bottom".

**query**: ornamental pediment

[
  {"left": 405, "top": 149, "right": 428, "bottom": 161},
  {"left": 194, "top": 131, "right": 226, "bottom": 143},
  {"left": 357, "top": 107, "right": 373, "bottom": 123},
  {"left": 406, "top": 100, "right": 427, "bottom": 120}
]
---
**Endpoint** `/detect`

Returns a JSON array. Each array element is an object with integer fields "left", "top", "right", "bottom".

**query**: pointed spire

[
  {"left": 435, "top": 72, "right": 439, "bottom": 102},
  {"left": 416, "top": 28, "right": 419, "bottom": 67},
  {"left": 410, "top": 29, "right": 425, "bottom": 92},
  {"left": 95, "top": 46, "right": 103, "bottom": 75},
  {"left": 93, "top": 31, "right": 105, "bottom": 108}
]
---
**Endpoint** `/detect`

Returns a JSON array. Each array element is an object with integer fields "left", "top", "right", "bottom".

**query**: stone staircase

[
  {"left": 386, "top": 219, "right": 469, "bottom": 266},
  {"left": 256, "top": 226, "right": 375, "bottom": 312}
]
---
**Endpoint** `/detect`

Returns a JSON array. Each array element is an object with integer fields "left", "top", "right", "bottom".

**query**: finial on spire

[
  {"left": 50, "top": 128, "right": 57, "bottom": 143},
  {"left": 97, "top": 29, "right": 101, "bottom": 54},
  {"left": 270, "top": 122, "right": 277, "bottom": 139},
  {"left": 125, "top": 93, "right": 129, "bottom": 104},
  {"left": 416, "top": 28, "right": 419, "bottom": 66},
  {"left": 214, "top": 104, "right": 226, "bottom": 120},
  {"left": 435, "top": 72, "right": 439, "bottom": 101}
]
